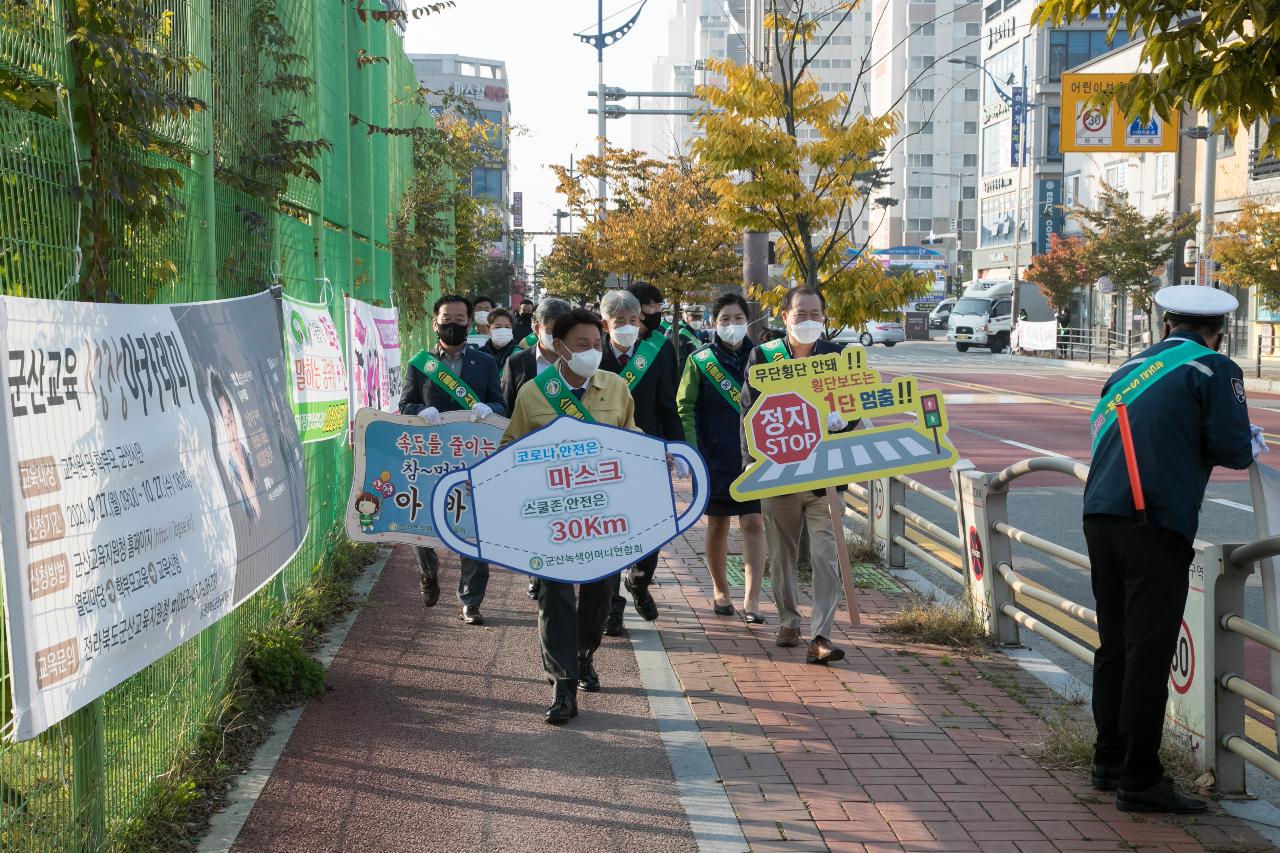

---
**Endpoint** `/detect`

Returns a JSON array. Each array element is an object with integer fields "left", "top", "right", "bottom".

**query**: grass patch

[
  {"left": 847, "top": 535, "right": 882, "bottom": 567},
  {"left": 1035, "top": 706, "right": 1203, "bottom": 791},
  {"left": 879, "top": 598, "right": 989, "bottom": 650}
]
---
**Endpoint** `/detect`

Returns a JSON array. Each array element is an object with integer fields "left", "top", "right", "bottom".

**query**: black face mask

[
  {"left": 436, "top": 322, "right": 468, "bottom": 346},
  {"left": 642, "top": 312, "right": 663, "bottom": 333}
]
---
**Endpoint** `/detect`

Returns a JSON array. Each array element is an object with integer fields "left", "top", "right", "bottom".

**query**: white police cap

[{"left": 1153, "top": 284, "right": 1238, "bottom": 317}]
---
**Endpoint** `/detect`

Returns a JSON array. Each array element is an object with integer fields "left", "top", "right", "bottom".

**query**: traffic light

[{"left": 921, "top": 394, "right": 942, "bottom": 429}]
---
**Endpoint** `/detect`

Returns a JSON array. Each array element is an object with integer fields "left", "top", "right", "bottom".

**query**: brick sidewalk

[{"left": 651, "top": 523, "right": 1274, "bottom": 852}]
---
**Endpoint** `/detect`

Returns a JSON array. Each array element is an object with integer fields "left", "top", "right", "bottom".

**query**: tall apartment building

[
  {"left": 971, "top": 2, "right": 1124, "bottom": 281},
  {"left": 408, "top": 53, "right": 512, "bottom": 261},
  {"left": 867, "top": 0, "right": 982, "bottom": 288}
]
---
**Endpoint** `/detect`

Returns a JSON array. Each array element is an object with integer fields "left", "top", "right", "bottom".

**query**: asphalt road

[{"left": 856, "top": 338, "right": 1280, "bottom": 805}]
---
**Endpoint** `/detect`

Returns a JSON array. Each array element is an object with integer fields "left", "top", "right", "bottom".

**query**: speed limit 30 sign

[{"left": 1169, "top": 618, "right": 1195, "bottom": 695}]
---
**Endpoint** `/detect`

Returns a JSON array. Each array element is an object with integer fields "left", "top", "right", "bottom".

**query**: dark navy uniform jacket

[
  {"left": 398, "top": 345, "right": 507, "bottom": 417},
  {"left": 1082, "top": 329, "right": 1253, "bottom": 544}
]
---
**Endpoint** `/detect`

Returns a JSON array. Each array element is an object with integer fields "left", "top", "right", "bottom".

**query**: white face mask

[
  {"left": 474, "top": 310, "right": 490, "bottom": 325},
  {"left": 559, "top": 345, "right": 602, "bottom": 379},
  {"left": 610, "top": 324, "right": 640, "bottom": 350},
  {"left": 716, "top": 323, "right": 748, "bottom": 346},
  {"left": 687, "top": 320, "right": 703, "bottom": 331},
  {"left": 539, "top": 331, "right": 555, "bottom": 351},
  {"left": 489, "top": 327, "right": 513, "bottom": 347},
  {"left": 789, "top": 320, "right": 825, "bottom": 344}
]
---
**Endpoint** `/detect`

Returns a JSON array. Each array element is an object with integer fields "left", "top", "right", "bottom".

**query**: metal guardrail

[
  {"left": 1055, "top": 328, "right": 1145, "bottom": 365},
  {"left": 846, "top": 449, "right": 1280, "bottom": 797}
]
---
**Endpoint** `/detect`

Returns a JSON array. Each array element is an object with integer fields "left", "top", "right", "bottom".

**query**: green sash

[
  {"left": 533, "top": 364, "right": 595, "bottom": 422},
  {"left": 515, "top": 332, "right": 538, "bottom": 351},
  {"left": 661, "top": 318, "right": 702, "bottom": 346},
  {"left": 692, "top": 345, "right": 742, "bottom": 413},
  {"left": 1089, "top": 339, "right": 1218, "bottom": 453},
  {"left": 409, "top": 350, "right": 480, "bottom": 409},
  {"left": 760, "top": 338, "right": 791, "bottom": 362},
  {"left": 618, "top": 333, "right": 665, "bottom": 390}
]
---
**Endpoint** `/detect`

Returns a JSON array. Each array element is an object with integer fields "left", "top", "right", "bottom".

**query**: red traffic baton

[{"left": 1115, "top": 402, "right": 1147, "bottom": 524}]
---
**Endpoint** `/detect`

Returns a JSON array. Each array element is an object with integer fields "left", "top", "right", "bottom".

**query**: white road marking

[
  {"left": 758, "top": 463, "right": 784, "bottom": 482},
  {"left": 851, "top": 445, "right": 872, "bottom": 466},
  {"left": 874, "top": 440, "right": 900, "bottom": 461},
  {"left": 899, "top": 436, "right": 931, "bottom": 457},
  {"left": 827, "top": 448, "right": 843, "bottom": 470},
  {"left": 1209, "top": 497, "right": 1254, "bottom": 513},
  {"left": 1000, "top": 438, "right": 1067, "bottom": 458},
  {"left": 794, "top": 453, "right": 817, "bottom": 476}
]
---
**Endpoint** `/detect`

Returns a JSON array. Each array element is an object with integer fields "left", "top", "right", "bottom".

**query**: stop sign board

[{"left": 749, "top": 392, "right": 821, "bottom": 465}]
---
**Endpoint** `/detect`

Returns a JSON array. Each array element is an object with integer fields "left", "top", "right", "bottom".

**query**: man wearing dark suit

[
  {"left": 399, "top": 294, "right": 506, "bottom": 626},
  {"left": 501, "top": 297, "right": 573, "bottom": 600},
  {"left": 598, "top": 284, "right": 685, "bottom": 634}
]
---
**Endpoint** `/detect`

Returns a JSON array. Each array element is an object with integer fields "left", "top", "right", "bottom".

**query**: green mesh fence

[{"left": 0, "top": 0, "right": 431, "bottom": 848}]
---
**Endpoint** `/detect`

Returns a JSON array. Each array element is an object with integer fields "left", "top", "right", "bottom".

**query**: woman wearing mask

[
  {"left": 480, "top": 307, "right": 517, "bottom": 372},
  {"left": 676, "top": 294, "right": 766, "bottom": 622}
]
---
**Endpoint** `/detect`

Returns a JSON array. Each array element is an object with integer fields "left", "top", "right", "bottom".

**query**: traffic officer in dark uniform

[
  {"left": 399, "top": 294, "right": 507, "bottom": 625},
  {"left": 600, "top": 285, "right": 685, "bottom": 634},
  {"left": 1083, "top": 285, "right": 1258, "bottom": 813}
]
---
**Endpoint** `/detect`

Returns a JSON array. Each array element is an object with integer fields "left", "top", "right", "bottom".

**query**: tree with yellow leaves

[
  {"left": 694, "top": 0, "right": 932, "bottom": 328},
  {"left": 1213, "top": 200, "right": 1280, "bottom": 312},
  {"left": 552, "top": 148, "right": 740, "bottom": 328},
  {"left": 542, "top": 232, "right": 610, "bottom": 305}
]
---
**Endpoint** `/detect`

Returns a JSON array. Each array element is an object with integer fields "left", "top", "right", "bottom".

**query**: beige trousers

[{"left": 761, "top": 490, "right": 843, "bottom": 640}]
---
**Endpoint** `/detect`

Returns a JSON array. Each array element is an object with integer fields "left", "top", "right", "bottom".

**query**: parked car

[
  {"left": 831, "top": 318, "right": 905, "bottom": 347},
  {"left": 928, "top": 298, "right": 956, "bottom": 330}
]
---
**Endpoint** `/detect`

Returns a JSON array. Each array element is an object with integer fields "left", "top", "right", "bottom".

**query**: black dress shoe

[
  {"left": 1091, "top": 763, "right": 1121, "bottom": 791},
  {"left": 461, "top": 605, "right": 484, "bottom": 625},
  {"left": 527, "top": 578, "right": 540, "bottom": 600},
  {"left": 419, "top": 571, "right": 440, "bottom": 608},
  {"left": 1116, "top": 777, "right": 1208, "bottom": 814},
  {"left": 545, "top": 680, "right": 578, "bottom": 725},
  {"left": 625, "top": 580, "right": 659, "bottom": 621},
  {"left": 713, "top": 602, "right": 735, "bottom": 616},
  {"left": 603, "top": 612, "right": 626, "bottom": 636},
  {"left": 578, "top": 657, "right": 601, "bottom": 692}
]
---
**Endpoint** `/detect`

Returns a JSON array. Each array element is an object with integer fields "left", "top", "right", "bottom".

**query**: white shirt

[
  {"left": 558, "top": 364, "right": 592, "bottom": 393},
  {"left": 610, "top": 342, "right": 633, "bottom": 362}
]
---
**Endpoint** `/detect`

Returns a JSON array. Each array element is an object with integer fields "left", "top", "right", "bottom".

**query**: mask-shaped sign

[{"left": 429, "top": 418, "right": 708, "bottom": 583}]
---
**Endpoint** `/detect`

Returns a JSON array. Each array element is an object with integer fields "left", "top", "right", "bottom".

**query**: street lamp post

[
  {"left": 576, "top": 0, "right": 650, "bottom": 212},
  {"left": 949, "top": 57, "right": 1035, "bottom": 337}
]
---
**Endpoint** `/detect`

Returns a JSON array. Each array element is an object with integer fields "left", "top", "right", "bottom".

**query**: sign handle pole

[{"left": 826, "top": 486, "right": 861, "bottom": 627}]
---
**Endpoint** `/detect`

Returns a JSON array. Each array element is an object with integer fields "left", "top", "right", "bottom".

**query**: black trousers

[
  {"left": 537, "top": 577, "right": 612, "bottom": 683},
  {"left": 608, "top": 551, "right": 659, "bottom": 617},
  {"left": 413, "top": 546, "right": 489, "bottom": 608},
  {"left": 1084, "top": 515, "right": 1193, "bottom": 789}
]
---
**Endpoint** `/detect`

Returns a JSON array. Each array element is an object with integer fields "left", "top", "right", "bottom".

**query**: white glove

[
  {"left": 670, "top": 456, "right": 691, "bottom": 478},
  {"left": 470, "top": 402, "right": 493, "bottom": 422},
  {"left": 827, "top": 411, "right": 848, "bottom": 431},
  {"left": 1252, "top": 424, "right": 1269, "bottom": 458},
  {"left": 420, "top": 407, "right": 442, "bottom": 426}
]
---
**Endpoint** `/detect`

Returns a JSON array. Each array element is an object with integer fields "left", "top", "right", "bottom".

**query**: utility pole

[{"left": 577, "top": 0, "right": 650, "bottom": 213}]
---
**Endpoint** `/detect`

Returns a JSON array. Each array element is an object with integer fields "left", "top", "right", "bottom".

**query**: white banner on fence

[
  {"left": 1011, "top": 320, "right": 1058, "bottom": 352},
  {"left": 0, "top": 291, "right": 310, "bottom": 741},
  {"left": 282, "top": 293, "right": 348, "bottom": 443},
  {"left": 345, "top": 297, "right": 402, "bottom": 439}
]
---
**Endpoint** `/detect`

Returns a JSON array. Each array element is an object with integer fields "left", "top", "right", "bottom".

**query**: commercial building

[
  {"left": 971, "top": 2, "right": 1125, "bottom": 282},
  {"left": 408, "top": 53, "right": 512, "bottom": 263},
  {"left": 867, "top": 0, "right": 982, "bottom": 290}
]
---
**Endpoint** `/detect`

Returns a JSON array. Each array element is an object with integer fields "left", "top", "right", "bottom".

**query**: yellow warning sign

[
  {"left": 1060, "top": 73, "right": 1176, "bottom": 154},
  {"left": 731, "top": 346, "right": 958, "bottom": 500}
]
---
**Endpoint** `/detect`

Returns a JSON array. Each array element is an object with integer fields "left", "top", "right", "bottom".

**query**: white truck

[{"left": 946, "top": 279, "right": 1052, "bottom": 353}]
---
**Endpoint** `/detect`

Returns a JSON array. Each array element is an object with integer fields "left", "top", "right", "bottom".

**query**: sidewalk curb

[
  {"left": 196, "top": 548, "right": 392, "bottom": 853},
  {"left": 1008, "top": 349, "right": 1280, "bottom": 394},
  {"left": 629, "top": 613, "right": 749, "bottom": 853}
]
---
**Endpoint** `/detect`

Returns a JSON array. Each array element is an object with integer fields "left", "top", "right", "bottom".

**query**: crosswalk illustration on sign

[{"left": 731, "top": 422, "right": 956, "bottom": 497}]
